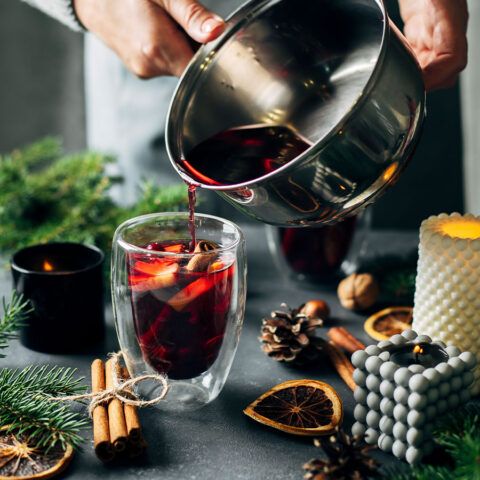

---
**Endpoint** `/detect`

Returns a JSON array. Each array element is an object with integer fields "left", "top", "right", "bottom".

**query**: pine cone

[
  {"left": 260, "top": 303, "right": 324, "bottom": 364},
  {"left": 303, "top": 428, "right": 378, "bottom": 480}
]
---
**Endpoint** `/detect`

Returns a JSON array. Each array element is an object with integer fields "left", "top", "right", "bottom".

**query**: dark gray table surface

[{"left": 0, "top": 226, "right": 419, "bottom": 480}]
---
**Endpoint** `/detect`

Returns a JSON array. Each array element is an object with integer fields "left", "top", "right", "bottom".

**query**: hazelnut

[
  {"left": 300, "top": 300, "right": 330, "bottom": 320},
  {"left": 337, "top": 273, "right": 379, "bottom": 311}
]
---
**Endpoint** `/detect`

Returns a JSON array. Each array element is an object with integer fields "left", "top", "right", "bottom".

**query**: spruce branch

[
  {"left": 0, "top": 367, "right": 88, "bottom": 450},
  {"left": 0, "top": 366, "right": 85, "bottom": 398},
  {"left": 387, "top": 465, "right": 452, "bottom": 480},
  {"left": 0, "top": 293, "right": 31, "bottom": 356},
  {"left": 387, "top": 405, "right": 480, "bottom": 480},
  {"left": 0, "top": 138, "right": 188, "bottom": 263}
]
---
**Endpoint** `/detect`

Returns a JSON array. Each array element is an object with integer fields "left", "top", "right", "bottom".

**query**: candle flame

[
  {"left": 413, "top": 345, "right": 424, "bottom": 355},
  {"left": 440, "top": 219, "right": 480, "bottom": 240},
  {"left": 43, "top": 260, "right": 54, "bottom": 272}
]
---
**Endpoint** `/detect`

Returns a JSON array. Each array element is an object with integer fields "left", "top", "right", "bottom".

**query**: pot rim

[{"left": 166, "top": 0, "right": 397, "bottom": 191}]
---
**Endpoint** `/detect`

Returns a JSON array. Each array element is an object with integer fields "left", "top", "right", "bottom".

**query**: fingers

[
  {"left": 424, "top": 14, "right": 468, "bottom": 90},
  {"left": 399, "top": 0, "right": 468, "bottom": 91},
  {"left": 156, "top": 0, "right": 225, "bottom": 43},
  {"left": 137, "top": 36, "right": 194, "bottom": 78},
  {"left": 139, "top": 8, "right": 195, "bottom": 77},
  {"left": 115, "top": 1, "right": 193, "bottom": 78},
  {"left": 422, "top": 53, "right": 466, "bottom": 91}
]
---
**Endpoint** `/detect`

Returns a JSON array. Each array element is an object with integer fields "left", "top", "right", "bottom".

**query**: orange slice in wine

[
  {"left": 163, "top": 243, "right": 185, "bottom": 253},
  {"left": 129, "top": 262, "right": 179, "bottom": 292},
  {"left": 167, "top": 277, "right": 213, "bottom": 311},
  {"left": 133, "top": 259, "right": 178, "bottom": 276},
  {"left": 244, "top": 379, "right": 343, "bottom": 436},
  {"left": 208, "top": 260, "right": 225, "bottom": 272},
  {"left": 364, "top": 306, "right": 413, "bottom": 341},
  {"left": 167, "top": 266, "right": 232, "bottom": 311}
]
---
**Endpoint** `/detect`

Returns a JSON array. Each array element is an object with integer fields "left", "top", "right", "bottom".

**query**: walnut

[{"left": 337, "top": 273, "right": 379, "bottom": 311}]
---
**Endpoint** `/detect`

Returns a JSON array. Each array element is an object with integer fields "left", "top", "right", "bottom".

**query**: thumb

[{"left": 158, "top": 0, "right": 225, "bottom": 43}]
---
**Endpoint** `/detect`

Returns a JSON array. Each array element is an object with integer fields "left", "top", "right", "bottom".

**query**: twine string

[{"left": 50, "top": 352, "right": 169, "bottom": 416}]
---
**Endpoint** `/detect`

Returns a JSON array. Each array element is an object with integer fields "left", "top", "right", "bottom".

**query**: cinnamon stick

[
  {"left": 186, "top": 240, "right": 218, "bottom": 272},
  {"left": 327, "top": 327, "right": 366, "bottom": 354},
  {"left": 323, "top": 341, "right": 356, "bottom": 391},
  {"left": 91, "top": 359, "right": 115, "bottom": 462},
  {"left": 105, "top": 358, "right": 128, "bottom": 452},
  {"left": 120, "top": 367, "right": 144, "bottom": 445}
]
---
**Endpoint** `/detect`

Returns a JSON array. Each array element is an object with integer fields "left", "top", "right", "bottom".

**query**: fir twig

[
  {"left": 386, "top": 465, "right": 452, "bottom": 480},
  {"left": 0, "top": 138, "right": 188, "bottom": 266},
  {"left": 0, "top": 293, "right": 31, "bottom": 356},
  {"left": 0, "top": 367, "right": 88, "bottom": 451},
  {"left": 387, "top": 405, "right": 480, "bottom": 480},
  {"left": 0, "top": 366, "right": 84, "bottom": 397},
  {"left": 432, "top": 403, "right": 480, "bottom": 436}
]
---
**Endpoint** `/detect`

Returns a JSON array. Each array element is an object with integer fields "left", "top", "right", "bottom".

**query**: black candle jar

[{"left": 11, "top": 243, "right": 105, "bottom": 353}]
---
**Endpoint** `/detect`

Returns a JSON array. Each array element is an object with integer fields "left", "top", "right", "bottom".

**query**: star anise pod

[
  {"left": 260, "top": 303, "right": 324, "bottom": 364},
  {"left": 303, "top": 428, "right": 378, "bottom": 480}
]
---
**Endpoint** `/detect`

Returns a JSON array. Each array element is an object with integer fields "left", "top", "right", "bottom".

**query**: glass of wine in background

[
  {"left": 112, "top": 213, "right": 246, "bottom": 410},
  {"left": 265, "top": 209, "right": 372, "bottom": 285}
]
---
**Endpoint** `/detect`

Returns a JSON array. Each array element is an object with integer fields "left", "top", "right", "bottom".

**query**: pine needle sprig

[
  {"left": 0, "top": 366, "right": 85, "bottom": 397},
  {"left": 387, "top": 405, "right": 480, "bottom": 480},
  {"left": 0, "top": 292, "right": 32, "bottom": 356},
  {"left": 0, "top": 367, "right": 88, "bottom": 451},
  {"left": 0, "top": 138, "right": 188, "bottom": 262},
  {"left": 386, "top": 465, "right": 452, "bottom": 480},
  {"left": 434, "top": 406, "right": 480, "bottom": 480},
  {"left": 0, "top": 394, "right": 86, "bottom": 450},
  {"left": 432, "top": 403, "right": 480, "bottom": 437}
]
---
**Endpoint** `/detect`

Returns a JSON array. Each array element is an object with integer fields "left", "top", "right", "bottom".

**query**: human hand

[
  {"left": 399, "top": 0, "right": 468, "bottom": 91},
  {"left": 74, "top": 0, "right": 225, "bottom": 78}
]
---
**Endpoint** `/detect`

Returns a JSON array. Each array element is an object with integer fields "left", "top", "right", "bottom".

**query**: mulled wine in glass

[
  {"left": 112, "top": 213, "right": 246, "bottom": 410},
  {"left": 266, "top": 211, "right": 371, "bottom": 283}
]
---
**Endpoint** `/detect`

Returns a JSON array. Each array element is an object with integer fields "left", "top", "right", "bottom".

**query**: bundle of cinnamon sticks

[
  {"left": 323, "top": 327, "right": 366, "bottom": 392},
  {"left": 91, "top": 359, "right": 146, "bottom": 462}
]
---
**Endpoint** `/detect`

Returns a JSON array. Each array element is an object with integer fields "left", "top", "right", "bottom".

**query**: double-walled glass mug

[
  {"left": 265, "top": 210, "right": 372, "bottom": 284},
  {"left": 112, "top": 213, "right": 247, "bottom": 410}
]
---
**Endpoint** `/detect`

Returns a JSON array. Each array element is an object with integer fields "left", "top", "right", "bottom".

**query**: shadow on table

[
  {"left": 80, "top": 416, "right": 173, "bottom": 473},
  {"left": 65, "top": 324, "right": 120, "bottom": 359}
]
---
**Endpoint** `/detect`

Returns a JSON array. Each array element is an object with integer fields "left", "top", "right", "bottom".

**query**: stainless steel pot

[{"left": 166, "top": 0, "right": 426, "bottom": 226}]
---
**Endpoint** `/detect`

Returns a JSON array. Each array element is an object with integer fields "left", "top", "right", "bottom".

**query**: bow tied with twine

[{"left": 51, "top": 352, "right": 169, "bottom": 415}]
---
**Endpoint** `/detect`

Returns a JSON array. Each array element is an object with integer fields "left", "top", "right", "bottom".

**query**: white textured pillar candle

[{"left": 412, "top": 212, "right": 480, "bottom": 394}]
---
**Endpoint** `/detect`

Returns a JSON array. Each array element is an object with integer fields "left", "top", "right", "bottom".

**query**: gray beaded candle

[{"left": 351, "top": 329, "right": 477, "bottom": 464}]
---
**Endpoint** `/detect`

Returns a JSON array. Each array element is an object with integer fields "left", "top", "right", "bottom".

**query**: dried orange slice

[
  {"left": 0, "top": 429, "right": 73, "bottom": 480},
  {"left": 364, "top": 306, "right": 413, "bottom": 341},
  {"left": 243, "top": 379, "right": 343, "bottom": 436}
]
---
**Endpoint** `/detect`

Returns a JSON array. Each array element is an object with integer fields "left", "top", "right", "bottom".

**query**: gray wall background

[
  {"left": 0, "top": 0, "right": 466, "bottom": 229},
  {"left": 0, "top": 0, "right": 85, "bottom": 152}
]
